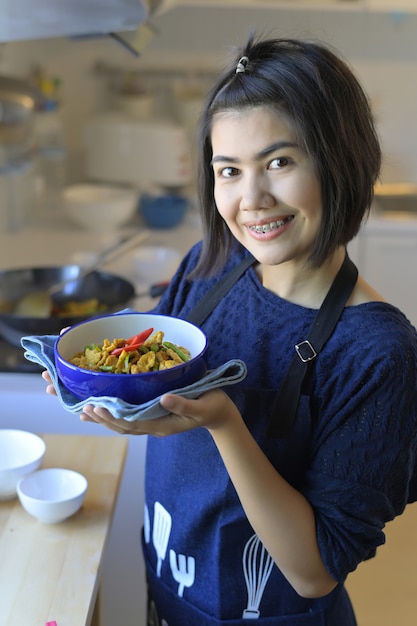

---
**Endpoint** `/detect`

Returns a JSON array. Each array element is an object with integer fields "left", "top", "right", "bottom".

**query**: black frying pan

[{"left": 0, "top": 266, "right": 136, "bottom": 347}]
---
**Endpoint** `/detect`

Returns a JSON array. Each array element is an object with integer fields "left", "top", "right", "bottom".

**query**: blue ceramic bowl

[
  {"left": 139, "top": 194, "right": 188, "bottom": 229},
  {"left": 54, "top": 312, "right": 208, "bottom": 404}
]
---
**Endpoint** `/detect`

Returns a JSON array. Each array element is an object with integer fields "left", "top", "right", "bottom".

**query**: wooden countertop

[{"left": 0, "top": 433, "right": 128, "bottom": 626}]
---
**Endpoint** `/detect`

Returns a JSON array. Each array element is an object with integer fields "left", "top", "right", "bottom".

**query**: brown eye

[
  {"left": 269, "top": 157, "right": 290, "bottom": 169},
  {"left": 220, "top": 166, "right": 240, "bottom": 178}
]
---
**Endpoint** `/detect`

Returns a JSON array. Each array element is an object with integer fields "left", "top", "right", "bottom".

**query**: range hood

[{"left": 0, "top": 0, "right": 158, "bottom": 44}]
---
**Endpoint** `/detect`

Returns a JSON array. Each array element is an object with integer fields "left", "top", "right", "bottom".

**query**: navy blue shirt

[{"left": 143, "top": 241, "right": 417, "bottom": 625}]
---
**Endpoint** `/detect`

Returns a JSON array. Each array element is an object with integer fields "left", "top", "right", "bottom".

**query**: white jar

[
  {"left": 0, "top": 159, "right": 36, "bottom": 233},
  {"left": 34, "top": 106, "right": 67, "bottom": 213}
]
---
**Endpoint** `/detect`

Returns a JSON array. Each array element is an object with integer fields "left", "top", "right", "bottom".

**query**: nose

[{"left": 239, "top": 173, "right": 276, "bottom": 212}]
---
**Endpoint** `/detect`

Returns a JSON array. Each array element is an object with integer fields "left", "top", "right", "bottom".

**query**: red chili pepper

[
  {"left": 110, "top": 327, "right": 154, "bottom": 356},
  {"left": 126, "top": 328, "right": 154, "bottom": 346},
  {"left": 118, "top": 342, "right": 146, "bottom": 354}
]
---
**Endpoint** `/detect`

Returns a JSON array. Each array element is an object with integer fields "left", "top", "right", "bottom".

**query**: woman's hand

[
  {"left": 79, "top": 388, "right": 242, "bottom": 437},
  {"left": 41, "top": 327, "right": 69, "bottom": 396},
  {"left": 41, "top": 366, "right": 242, "bottom": 436}
]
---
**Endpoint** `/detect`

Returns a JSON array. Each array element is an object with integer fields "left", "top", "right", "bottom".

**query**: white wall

[{"left": 1, "top": 6, "right": 417, "bottom": 184}]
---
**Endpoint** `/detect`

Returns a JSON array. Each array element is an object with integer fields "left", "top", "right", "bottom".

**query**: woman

[{"left": 44, "top": 36, "right": 417, "bottom": 624}]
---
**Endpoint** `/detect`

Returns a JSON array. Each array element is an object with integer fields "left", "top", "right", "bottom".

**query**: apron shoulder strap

[
  {"left": 186, "top": 254, "right": 256, "bottom": 326},
  {"left": 267, "top": 253, "right": 358, "bottom": 437}
]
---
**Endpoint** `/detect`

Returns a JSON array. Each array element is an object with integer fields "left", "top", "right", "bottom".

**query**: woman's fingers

[
  {"left": 42, "top": 370, "right": 57, "bottom": 396},
  {"left": 42, "top": 370, "right": 51, "bottom": 383}
]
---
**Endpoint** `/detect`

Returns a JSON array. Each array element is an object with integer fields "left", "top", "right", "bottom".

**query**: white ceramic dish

[
  {"left": 17, "top": 467, "right": 88, "bottom": 523},
  {"left": 131, "top": 245, "right": 181, "bottom": 284},
  {"left": 0, "top": 430, "right": 46, "bottom": 500},
  {"left": 63, "top": 183, "right": 138, "bottom": 232}
]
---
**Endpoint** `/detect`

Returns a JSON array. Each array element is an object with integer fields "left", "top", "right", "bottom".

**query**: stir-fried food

[
  {"left": 52, "top": 298, "right": 108, "bottom": 317},
  {"left": 69, "top": 329, "right": 191, "bottom": 374}
]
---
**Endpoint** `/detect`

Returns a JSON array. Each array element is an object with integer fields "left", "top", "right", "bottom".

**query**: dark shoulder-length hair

[{"left": 192, "top": 34, "right": 381, "bottom": 277}]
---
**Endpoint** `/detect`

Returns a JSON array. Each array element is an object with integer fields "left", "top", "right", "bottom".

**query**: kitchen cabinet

[
  {"left": 350, "top": 214, "right": 417, "bottom": 328},
  {"left": 361, "top": 230, "right": 417, "bottom": 324},
  {"left": 366, "top": 0, "right": 417, "bottom": 11}
]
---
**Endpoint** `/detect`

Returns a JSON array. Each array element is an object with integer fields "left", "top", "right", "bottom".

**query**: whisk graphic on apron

[{"left": 242, "top": 534, "right": 274, "bottom": 619}]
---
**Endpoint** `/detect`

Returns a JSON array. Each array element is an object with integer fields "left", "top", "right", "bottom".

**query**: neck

[{"left": 259, "top": 248, "right": 347, "bottom": 308}]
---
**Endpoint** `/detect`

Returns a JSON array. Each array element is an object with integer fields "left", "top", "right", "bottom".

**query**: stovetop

[{"left": 0, "top": 337, "right": 41, "bottom": 373}]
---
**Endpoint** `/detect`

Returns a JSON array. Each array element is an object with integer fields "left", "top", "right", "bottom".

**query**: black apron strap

[
  {"left": 266, "top": 253, "right": 358, "bottom": 437},
  {"left": 186, "top": 254, "right": 256, "bottom": 326},
  {"left": 186, "top": 251, "right": 358, "bottom": 439}
]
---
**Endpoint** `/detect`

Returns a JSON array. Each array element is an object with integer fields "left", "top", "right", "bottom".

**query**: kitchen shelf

[
  {"left": 162, "top": 0, "right": 365, "bottom": 10},
  {"left": 158, "top": 0, "right": 417, "bottom": 13}
]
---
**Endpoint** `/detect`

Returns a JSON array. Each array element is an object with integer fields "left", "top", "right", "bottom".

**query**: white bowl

[
  {"left": 131, "top": 245, "right": 181, "bottom": 284},
  {"left": 0, "top": 430, "right": 46, "bottom": 500},
  {"left": 17, "top": 468, "right": 88, "bottom": 524},
  {"left": 63, "top": 183, "right": 138, "bottom": 232}
]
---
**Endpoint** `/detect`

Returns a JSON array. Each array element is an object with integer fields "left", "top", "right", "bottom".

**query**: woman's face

[{"left": 211, "top": 106, "right": 322, "bottom": 270}]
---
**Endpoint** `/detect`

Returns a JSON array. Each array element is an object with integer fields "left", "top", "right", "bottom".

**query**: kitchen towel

[{"left": 21, "top": 334, "right": 247, "bottom": 421}]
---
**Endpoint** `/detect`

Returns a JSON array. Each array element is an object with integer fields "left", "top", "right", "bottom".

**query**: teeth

[{"left": 249, "top": 216, "right": 293, "bottom": 233}]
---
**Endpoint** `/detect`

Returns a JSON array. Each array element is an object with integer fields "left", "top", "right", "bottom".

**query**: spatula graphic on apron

[{"left": 152, "top": 501, "right": 172, "bottom": 577}]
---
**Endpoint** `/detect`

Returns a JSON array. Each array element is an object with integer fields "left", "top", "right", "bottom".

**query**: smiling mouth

[{"left": 248, "top": 215, "right": 294, "bottom": 234}]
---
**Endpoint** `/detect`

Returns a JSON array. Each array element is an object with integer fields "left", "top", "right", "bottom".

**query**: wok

[{"left": 0, "top": 266, "right": 136, "bottom": 347}]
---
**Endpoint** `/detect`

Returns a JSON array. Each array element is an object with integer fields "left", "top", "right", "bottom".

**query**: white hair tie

[{"left": 236, "top": 56, "right": 249, "bottom": 74}]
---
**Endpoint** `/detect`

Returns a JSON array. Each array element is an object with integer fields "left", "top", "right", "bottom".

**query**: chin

[{"left": 251, "top": 248, "right": 290, "bottom": 268}]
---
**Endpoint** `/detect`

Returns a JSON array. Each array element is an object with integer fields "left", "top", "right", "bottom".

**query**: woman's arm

[
  {"left": 73, "top": 386, "right": 337, "bottom": 598},
  {"left": 162, "top": 390, "right": 338, "bottom": 599}
]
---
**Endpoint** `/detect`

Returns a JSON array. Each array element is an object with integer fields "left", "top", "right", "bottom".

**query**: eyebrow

[{"left": 211, "top": 140, "right": 298, "bottom": 165}]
